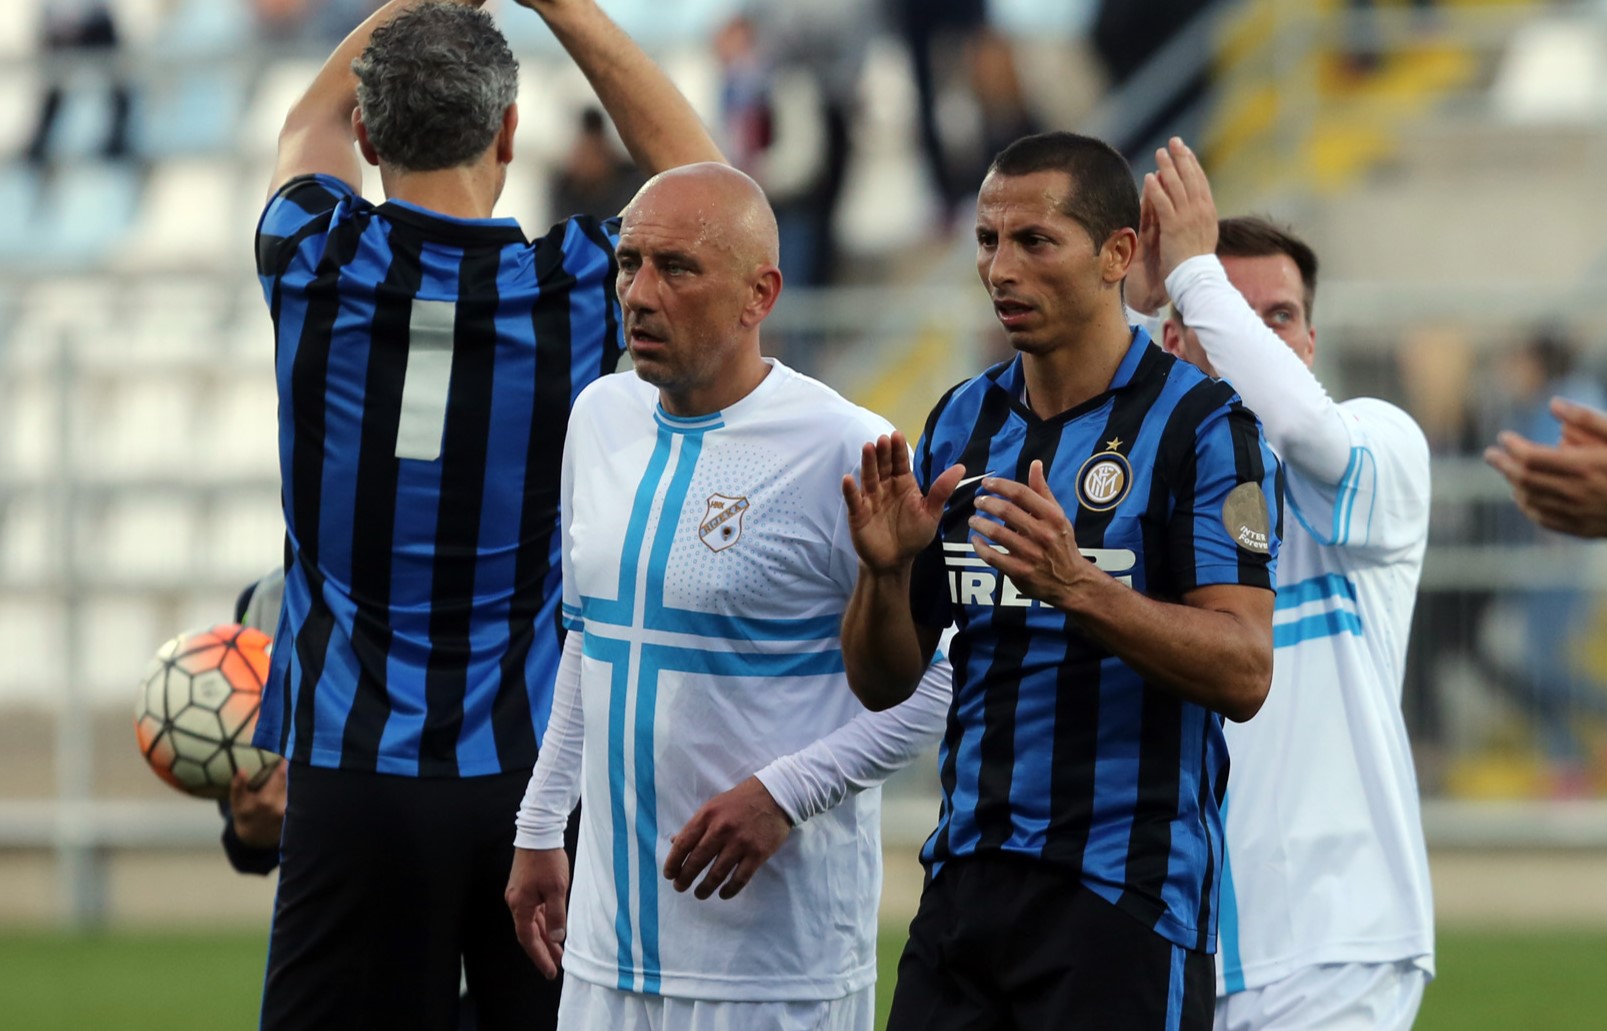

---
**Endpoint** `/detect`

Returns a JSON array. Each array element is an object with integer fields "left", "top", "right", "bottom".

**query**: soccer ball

[{"left": 133, "top": 624, "right": 281, "bottom": 800}]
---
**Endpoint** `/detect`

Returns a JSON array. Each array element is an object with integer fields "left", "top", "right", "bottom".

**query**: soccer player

[
  {"left": 504, "top": 161, "right": 952, "bottom": 1030},
  {"left": 251, "top": 1, "right": 721, "bottom": 1028},
  {"left": 1131, "top": 137, "right": 1434, "bottom": 1029},
  {"left": 1487, "top": 398, "right": 1607, "bottom": 539},
  {"left": 841, "top": 131, "right": 1283, "bottom": 1031}
]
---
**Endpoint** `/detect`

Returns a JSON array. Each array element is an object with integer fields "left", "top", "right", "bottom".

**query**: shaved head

[
  {"left": 624, "top": 162, "right": 779, "bottom": 272},
  {"left": 614, "top": 162, "right": 783, "bottom": 417}
]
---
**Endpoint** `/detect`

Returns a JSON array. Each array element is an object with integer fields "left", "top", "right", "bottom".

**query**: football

[{"left": 133, "top": 624, "right": 281, "bottom": 800}]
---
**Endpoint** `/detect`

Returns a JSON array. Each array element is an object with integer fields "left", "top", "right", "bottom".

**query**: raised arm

[
  {"left": 840, "top": 432, "right": 964, "bottom": 711},
  {"left": 518, "top": 0, "right": 724, "bottom": 175},
  {"left": 1133, "top": 137, "right": 1352, "bottom": 487},
  {"left": 269, "top": 0, "right": 486, "bottom": 197}
]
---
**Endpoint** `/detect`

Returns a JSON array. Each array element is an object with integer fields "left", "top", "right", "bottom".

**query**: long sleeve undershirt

[
  {"left": 514, "top": 633, "right": 952, "bottom": 849},
  {"left": 1165, "top": 254, "right": 1354, "bottom": 488}
]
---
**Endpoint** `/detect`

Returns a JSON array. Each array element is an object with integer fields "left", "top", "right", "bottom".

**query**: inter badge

[{"left": 1075, "top": 445, "right": 1132, "bottom": 512}]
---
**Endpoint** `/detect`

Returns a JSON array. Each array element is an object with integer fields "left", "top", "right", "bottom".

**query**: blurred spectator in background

[
  {"left": 1483, "top": 331, "right": 1607, "bottom": 795},
  {"left": 550, "top": 107, "right": 642, "bottom": 219},
  {"left": 24, "top": 0, "right": 131, "bottom": 164},
  {"left": 1397, "top": 326, "right": 1484, "bottom": 787},
  {"left": 894, "top": 0, "right": 1037, "bottom": 226},
  {"left": 1090, "top": 0, "right": 1209, "bottom": 162},
  {"left": 714, "top": 1, "right": 863, "bottom": 289},
  {"left": 1345, "top": 0, "right": 1439, "bottom": 77}
]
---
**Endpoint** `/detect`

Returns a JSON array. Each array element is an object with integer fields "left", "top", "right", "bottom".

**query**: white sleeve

[
  {"left": 1166, "top": 254, "right": 1353, "bottom": 486},
  {"left": 514, "top": 630, "right": 585, "bottom": 850},
  {"left": 754, "top": 655, "right": 951, "bottom": 825},
  {"left": 1289, "top": 398, "right": 1431, "bottom": 556}
]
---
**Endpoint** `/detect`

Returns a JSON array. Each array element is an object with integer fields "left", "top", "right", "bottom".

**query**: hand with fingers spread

[
  {"left": 841, "top": 432, "right": 965, "bottom": 576},
  {"left": 1486, "top": 397, "right": 1607, "bottom": 539},
  {"left": 505, "top": 847, "right": 571, "bottom": 979},
  {"left": 968, "top": 461, "right": 1100, "bottom": 610},
  {"left": 1138, "top": 136, "right": 1220, "bottom": 294},
  {"left": 663, "top": 776, "right": 791, "bottom": 902}
]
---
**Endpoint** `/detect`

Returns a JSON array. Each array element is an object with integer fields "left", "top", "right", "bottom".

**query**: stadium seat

[
  {"left": 238, "top": 59, "right": 326, "bottom": 160},
  {"left": 0, "top": 0, "right": 44, "bottom": 61},
  {"left": 0, "top": 164, "right": 41, "bottom": 262},
  {"left": 34, "top": 163, "right": 140, "bottom": 267},
  {"left": 86, "top": 496, "right": 199, "bottom": 579},
  {"left": 131, "top": 68, "right": 247, "bottom": 158},
  {"left": 0, "top": 68, "right": 44, "bottom": 162},
  {"left": 115, "top": 159, "right": 238, "bottom": 270}
]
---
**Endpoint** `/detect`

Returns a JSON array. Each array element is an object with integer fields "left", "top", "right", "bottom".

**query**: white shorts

[
  {"left": 557, "top": 977, "right": 876, "bottom": 1031},
  {"left": 1215, "top": 961, "right": 1427, "bottom": 1031}
]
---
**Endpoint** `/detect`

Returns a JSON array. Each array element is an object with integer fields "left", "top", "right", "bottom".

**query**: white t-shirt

[
  {"left": 516, "top": 359, "right": 949, "bottom": 1003},
  {"left": 1164, "top": 256, "right": 1435, "bottom": 994}
]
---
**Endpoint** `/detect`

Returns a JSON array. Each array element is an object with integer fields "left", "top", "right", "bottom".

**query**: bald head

[{"left": 623, "top": 162, "right": 779, "bottom": 271}]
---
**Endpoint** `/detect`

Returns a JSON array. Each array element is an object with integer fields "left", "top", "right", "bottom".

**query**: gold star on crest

[{"left": 1104, "top": 437, "right": 1125, "bottom": 453}]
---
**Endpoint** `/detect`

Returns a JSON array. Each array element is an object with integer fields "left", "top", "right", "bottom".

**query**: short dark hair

[
  {"left": 986, "top": 132, "right": 1140, "bottom": 248},
  {"left": 1216, "top": 216, "right": 1320, "bottom": 320},
  {"left": 353, "top": 3, "right": 518, "bottom": 172}
]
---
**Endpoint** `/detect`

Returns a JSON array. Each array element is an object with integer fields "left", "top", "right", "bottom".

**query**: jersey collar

[
  {"left": 376, "top": 198, "right": 529, "bottom": 246},
  {"left": 989, "top": 325, "right": 1157, "bottom": 424}
]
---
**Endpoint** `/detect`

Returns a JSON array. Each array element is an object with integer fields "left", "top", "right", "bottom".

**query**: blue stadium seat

[
  {"left": 34, "top": 162, "right": 140, "bottom": 266},
  {"left": 0, "top": 165, "right": 41, "bottom": 262}
]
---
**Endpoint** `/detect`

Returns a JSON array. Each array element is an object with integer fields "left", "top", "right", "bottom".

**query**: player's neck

[
  {"left": 1019, "top": 304, "right": 1132, "bottom": 419},
  {"left": 380, "top": 164, "right": 501, "bottom": 221},
  {"left": 659, "top": 351, "right": 771, "bottom": 418}
]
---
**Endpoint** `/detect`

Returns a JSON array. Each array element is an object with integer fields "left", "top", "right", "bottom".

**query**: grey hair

[{"left": 353, "top": 3, "right": 519, "bottom": 172}]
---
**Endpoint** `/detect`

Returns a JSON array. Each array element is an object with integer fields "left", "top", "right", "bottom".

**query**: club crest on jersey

[
  {"left": 699, "top": 493, "right": 750, "bottom": 552},
  {"left": 1075, "top": 446, "right": 1131, "bottom": 513}
]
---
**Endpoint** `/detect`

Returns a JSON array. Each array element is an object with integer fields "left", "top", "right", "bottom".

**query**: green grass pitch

[{"left": 1, "top": 926, "right": 1604, "bottom": 1028}]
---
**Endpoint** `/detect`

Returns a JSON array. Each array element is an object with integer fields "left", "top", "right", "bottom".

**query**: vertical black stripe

[
  {"left": 1225, "top": 401, "right": 1274, "bottom": 589},
  {"left": 339, "top": 226, "right": 426, "bottom": 770},
  {"left": 916, "top": 379, "right": 968, "bottom": 486},
  {"left": 284, "top": 215, "right": 366, "bottom": 764},
  {"left": 576, "top": 218, "right": 624, "bottom": 380},
  {"left": 1193, "top": 718, "right": 1219, "bottom": 952},
  {"left": 491, "top": 233, "right": 577, "bottom": 769},
  {"left": 1117, "top": 381, "right": 1238, "bottom": 931},
  {"left": 931, "top": 385, "right": 1015, "bottom": 862},
  {"left": 417, "top": 248, "right": 504, "bottom": 776},
  {"left": 1043, "top": 347, "right": 1172, "bottom": 869},
  {"left": 1154, "top": 379, "right": 1238, "bottom": 594},
  {"left": 972, "top": 421, "right": 1065, "bottom": 851}
]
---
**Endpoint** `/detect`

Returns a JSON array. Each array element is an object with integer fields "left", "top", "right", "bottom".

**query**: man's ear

[
  {"left": 740, "top": 266, "right": 784, "bottom": 329},
  {"left": 1161, "top": 317, "right": 1185, "bottom": 358},
  {"left": 353, "top": 109, "right": 380, "bottom": 167},
  {"left": 1102, "top": 227, "right": 1137, "bottom": 284},
  {"left": 497, "top": 103, "right": 518, "bottom": 166}
]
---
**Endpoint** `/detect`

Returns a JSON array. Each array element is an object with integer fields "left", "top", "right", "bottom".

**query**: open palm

[{"left": 841, "top": 432, "right": 964, "bottom": 575}]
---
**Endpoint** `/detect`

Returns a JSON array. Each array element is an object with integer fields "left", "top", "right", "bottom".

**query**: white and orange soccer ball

[{"left": 134, "top": 624, "right": 281, "bottom": 800}]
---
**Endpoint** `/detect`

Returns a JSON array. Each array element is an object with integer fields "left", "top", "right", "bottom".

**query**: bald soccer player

[{"left": 504, "top": 163, "right": 953, "bottom": 1031}]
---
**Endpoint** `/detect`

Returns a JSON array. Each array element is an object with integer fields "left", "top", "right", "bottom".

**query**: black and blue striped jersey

[
  {"left": 252, "top": 174, "right": 622, "bottom": 778},
  {"left": 909, "top": 328, "right": 1283, "bottom": 953}
]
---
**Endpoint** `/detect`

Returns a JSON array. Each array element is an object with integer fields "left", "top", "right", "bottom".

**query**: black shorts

[
  {"left": 260, "top": 763, "right": 576, "bottom": 1031},
  {"left": 887, "top": 853, "right": 1214, "bottom": 1031}
]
